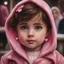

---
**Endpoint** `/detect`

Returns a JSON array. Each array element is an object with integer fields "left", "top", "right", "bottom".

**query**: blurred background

[
  {"left": 2, "top": 0, "right": 59, "bottom": 12},
  {"left": 0, "top": 0, "right": 64, "bottom": 59}
]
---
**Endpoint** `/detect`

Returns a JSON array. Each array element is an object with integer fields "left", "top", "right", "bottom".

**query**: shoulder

[
  {"left": 55, "top": 50, "right": 64, "bottom": 64},
  {"left": 1, "top": 50, "right": 13, "bottom": 64},
  {"left": 1, "top": 5, "right": 7, "bottom": 8},
  {"left": 59, "top": 19, "right": 64, "bottom": 24},
  {"left": 0, "top": 5, "right": 7, "bottom": 11},
  {"left": 1, "top": 50, "right": 13, "bottom": 58}
]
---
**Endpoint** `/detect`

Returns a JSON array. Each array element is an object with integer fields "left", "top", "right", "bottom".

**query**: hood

[{"left": 5, "top": 0, "right": 57, "bottom": 62}]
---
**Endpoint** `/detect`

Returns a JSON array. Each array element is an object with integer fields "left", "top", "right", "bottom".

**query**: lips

[{"left": 27, "top": 40, "right": 35, "bottom": 44}]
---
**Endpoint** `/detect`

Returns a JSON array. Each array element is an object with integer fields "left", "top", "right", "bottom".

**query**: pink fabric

[{"left": 1, "top": 0, "right": 64, "bottom": 64}]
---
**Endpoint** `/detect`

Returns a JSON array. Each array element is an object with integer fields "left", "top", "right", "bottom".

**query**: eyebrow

[
  {"left": 19, "top": 22, "right": 43, "bottom": 25},
  {"left": 19, "top": 23, "right": 27, "bottom": 25},
  {"left": 33, "top": 23, "right": 43, "bottom": 25}
]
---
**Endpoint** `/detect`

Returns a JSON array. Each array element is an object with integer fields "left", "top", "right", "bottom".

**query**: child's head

[
  {"left": 9, "top": 2, "right": 51, "bottom": 33},
  {"left": 9, "top": 2, "right": 51, "bottom": 51}
]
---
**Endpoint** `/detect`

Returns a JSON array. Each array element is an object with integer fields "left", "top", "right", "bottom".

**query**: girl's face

[
  {"left": 52, "top": 9, "right": 58, "bottom": 20},
  {"left": 17, "top": 15, "right": 48, "bottom": 51}
]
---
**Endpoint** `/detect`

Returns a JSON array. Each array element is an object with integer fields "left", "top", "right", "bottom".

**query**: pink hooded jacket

[{"left": 1, "top": 0, "right": 64, "bottom": 64}]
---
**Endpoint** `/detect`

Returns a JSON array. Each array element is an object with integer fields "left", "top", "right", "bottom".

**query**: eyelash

[
  {"left": 20, "top": 26, "right": 43, "bottom": 30},
  {"left": 35, "top": 26, "right": 42, "bottom": 30},
  {"left": 20, "top": 26, "right": 28, "bottom": 30}
]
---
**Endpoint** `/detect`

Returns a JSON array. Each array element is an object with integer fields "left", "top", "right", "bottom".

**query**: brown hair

[{"left": 9, "top": 2, "right": 51, "bottom": 33}]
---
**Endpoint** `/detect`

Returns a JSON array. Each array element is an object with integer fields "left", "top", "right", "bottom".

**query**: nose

[{"left": 28, "top": 29, "right": 34, "bottom": 37}]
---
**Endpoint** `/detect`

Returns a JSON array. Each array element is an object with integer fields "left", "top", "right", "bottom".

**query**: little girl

[{"left": 1, "top": 0, "right": 64, "bottom": 64}]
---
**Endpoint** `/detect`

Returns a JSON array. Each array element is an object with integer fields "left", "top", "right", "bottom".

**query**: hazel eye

[
  {"left": 20, "top": 26, "right": 28, "bottom": 30},
  {"left": 35, "top": 26, "right": 42, "bottom": 30}
]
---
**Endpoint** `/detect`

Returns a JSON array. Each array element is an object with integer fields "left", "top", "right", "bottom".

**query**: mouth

[{"left": 27, "top": 40, "right": 35, "bottom": 44}]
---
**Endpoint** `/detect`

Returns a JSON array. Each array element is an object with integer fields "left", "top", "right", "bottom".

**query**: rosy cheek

[
  {"left": 18, "top": 35, "right": 24, "bottom": 44},
  {"left": 18, "top": 32, "right": 25, "bottom": 40},
  {"left": 18, "top": 34, "right": 23, "bottom": 40}
]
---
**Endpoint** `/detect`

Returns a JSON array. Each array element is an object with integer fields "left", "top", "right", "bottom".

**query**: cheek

[
  {"left": 17, "top": 32, "right": 26, "bottom": 44},
  {"left": 38, "top": 34, "right": 45, "bottom": 42},
  {"left": 36, "top": 31, "right": 47, "bottom": 43}
]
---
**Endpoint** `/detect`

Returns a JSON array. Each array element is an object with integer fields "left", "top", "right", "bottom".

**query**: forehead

[
  {"left": 19, "top": 13, "right": 45, "bottom": 24},
  {"left": 30, "top": 13, "right": 42, "bottom": 21}
]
